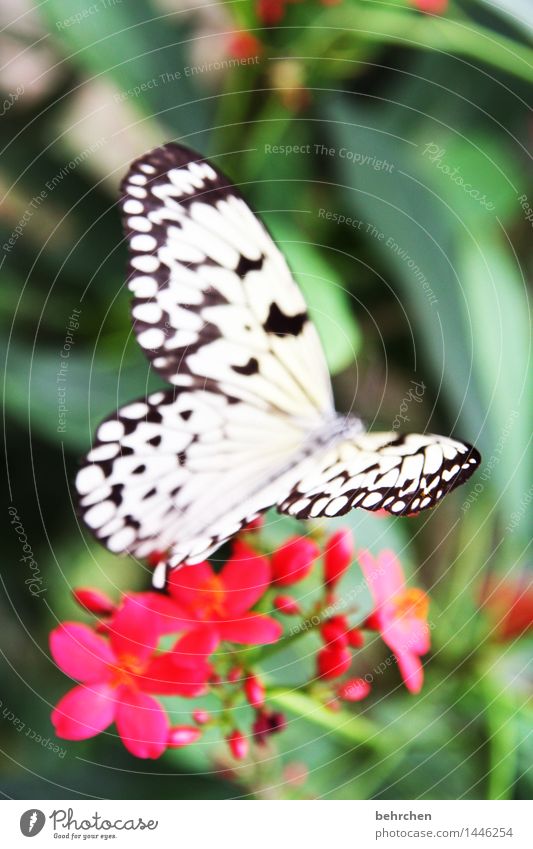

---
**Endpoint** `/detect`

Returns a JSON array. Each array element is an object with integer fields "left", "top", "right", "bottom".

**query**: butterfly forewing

[
  {"left": 277, "top": 432, "right": 481, "bottom": 519},
  {"left": 121, "top": 143, "right": 333, "bottom": 421}
]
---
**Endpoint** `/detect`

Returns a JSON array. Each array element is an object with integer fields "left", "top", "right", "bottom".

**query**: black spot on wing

[
  {"left": 264, "top": 302, "right": 308, "bottom": 337},
  {"left": 232, "top": 357, "right": 260, "bottom": 376},
  {"left": 235, "top": 255, "right": 264, "bottom": 277}
]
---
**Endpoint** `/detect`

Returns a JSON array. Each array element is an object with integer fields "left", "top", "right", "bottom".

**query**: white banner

[{"left": 2, "top": 800, "right": 531, "bottom": 847}]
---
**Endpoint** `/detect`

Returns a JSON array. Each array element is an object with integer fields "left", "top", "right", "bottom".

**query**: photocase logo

[{"left": 20, "top": 809, "right": 46, "bottom": 837}]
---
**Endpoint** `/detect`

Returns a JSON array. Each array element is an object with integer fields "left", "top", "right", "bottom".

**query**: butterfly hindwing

[
  {"left": 277, "top": 432, "right": 481, "bottom": 518},
  {"left": 76, "top": 387, "right": 308, "bottom": 565},
  {"left": 120, "top": 143, "right": 333, "bottom": 420}
]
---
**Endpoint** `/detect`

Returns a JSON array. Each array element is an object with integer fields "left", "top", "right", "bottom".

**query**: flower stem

[{"left": 268, "top": 688, "right": 404, "bottom": 753}]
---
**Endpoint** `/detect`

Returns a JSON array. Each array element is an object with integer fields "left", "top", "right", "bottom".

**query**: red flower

[
  {"left": 317, "top": 644, "right": 351, "bottom": 680},
  {"left": 481, "top": 574, "right": 533, "bottom": 641},
  {"left": 192, "top": 709, "right": 211, "bottom": 725},
  {"left": 257, "top": 0, "right": 286, "bottom": 24},
  {"left": 244, "top": 674, "right": 265, "bottom": 709},
  {"left": 323, "top": 529, "right": 354, "bottom": 588},
  {"left": 252, "top": 710, "right": 287, "bottom": 744},
  {"left": 164, "top": 542, "right": 282, "bottom": 646},
  {"left": 359, "top": 549, "right": 430, "bottom": 694},
  {"left": 271, "top": 536, "right": 319, "bottom": 586},
  {"left": 337, "top": 678, "right": 371, "bottom": 702},
  {"left": 72, "top": 587, "right": 115, "bottom": 616},
  {"left": 227, "top": 729, "right": 249, "bottom": 760},
  {"left": 273, "top": 594, "right": 301, "bottom": 615},
  {"left": 347, "top": 627, "right": 364, "bottom": 648},
  {"left": 411, "top": 0, "right": 447, "bottom": 12},
  {"left": 228, "top": 32, "right": 263, "bottom": 60},
  {"left": 321, "top": 615, "right": 349, "bottom": 647},
  {"left": 168, "top": 726, "right": 201, "bottom": 748},
  {"left": 50, "top": 600, "right": 214, "bottom": 758}
]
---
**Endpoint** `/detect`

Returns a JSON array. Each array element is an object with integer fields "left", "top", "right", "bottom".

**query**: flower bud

[
  {"left": 257, "top": 0, "right": 286, "bottom": 25},
  {"left": 147, "top": 550, "right": 167, "bottom": 567},
  {"left": 228, "top": 666, "right": 244, "bottom": 684},
  {"left": 283, "top": 761, "right": 309, "bottom": 787},
  {"left": 347, "top": 628, "right": 365, "bottom": 648},
  {"left": 317, "top": 645, "right": 351, "bottom": 680},
  {"left": 337, "top": 678, "right": 371, "bottom": 702},
  {"left": 168, "top": 726, "right": 201, "bottom": 747},
  {"left": 192, "top": 709, "right": 211, "bottom": 725},
  {"left": 273, "top": 594, "right": 300, "bottom": 615},
  {"left": 72, "top": 587, "right": 115, "bottom": 616},
  {"left": 244, "top": 674, "right": 265, "bottom": 709},
  {"left": 228, "top": 666, "right": 243, "bottom": 684},
  {"left": 227, "top": 729, "right": 249, "bottom": 760},
  {"left": 320, "top": 615, "right": 349, "bottom": 646},
  {"left": 364, "top": 612, "right": 381, "bottom": 631},
  {"left": 228, "top": 32, "right": 263, "bottom": 61},
  {"left": 252, "top": 710, "right": 286, "bottom": 744},
  {"left": 271, "top": 536, "right": 320, "bottom": 586},
  {"left": 242, "top": 516, "right": 264, "bottom": 533},
  {"left": 323, "top": 529, "right": 354, "bottom": 588}
]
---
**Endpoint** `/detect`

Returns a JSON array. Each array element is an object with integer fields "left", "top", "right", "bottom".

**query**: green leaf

[
  {"left": 37, "top": 0, "right": 210, "bottom": 136},
  {"left": 4, "top": 340, "right": 165, "bottom": 449},
  {"left": 326, "top": 98, "right": 487, "bottom": 442},
  {"left": 457, "top": 231, "right": 532, "bottom": 552},
  {"left": 417, "top": 133, "right": 522, "bottom": 227}
]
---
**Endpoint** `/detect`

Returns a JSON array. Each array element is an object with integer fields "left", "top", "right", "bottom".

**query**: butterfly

[{"left": 76, "top": 143, "right": 481, "bottom": 588}]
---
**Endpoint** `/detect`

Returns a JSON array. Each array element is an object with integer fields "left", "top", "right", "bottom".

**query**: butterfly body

[{"left": 76, "top": 143, "right": 481, "bottom": 585}]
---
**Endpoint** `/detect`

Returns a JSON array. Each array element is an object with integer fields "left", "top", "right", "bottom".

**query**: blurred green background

[{"left": 1, "top": 0, "right": 532, "bottom": 800}]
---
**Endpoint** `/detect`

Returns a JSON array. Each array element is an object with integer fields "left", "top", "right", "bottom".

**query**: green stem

[
  {"left": 269, "top": 688, "right": 404, "bottom": 753},
  {"left": 477, "top": 660, "right": 520, "bottom": 801},
  {"left": 260, "top": 601, "right": 364, "bottom": 662}
]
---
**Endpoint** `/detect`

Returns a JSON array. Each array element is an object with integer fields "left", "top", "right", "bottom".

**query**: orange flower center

[
  {"left": 392, "top": 588, "right": 429, "bottom": 621},
  {"left": 191, "top": 575, "right": 227, "bottom": 619},
  {"left": 109, "top": 653, "right": 147, "bottom": 688}
]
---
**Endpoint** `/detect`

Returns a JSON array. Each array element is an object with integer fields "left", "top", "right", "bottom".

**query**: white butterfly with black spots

[{"left": 76, "top": 143, "right": 481, "bottom": 587}]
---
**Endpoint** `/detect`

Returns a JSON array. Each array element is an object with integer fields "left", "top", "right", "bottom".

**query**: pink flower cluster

[{"left": 50, "top": 525, "right": 431, "bottom": 759}]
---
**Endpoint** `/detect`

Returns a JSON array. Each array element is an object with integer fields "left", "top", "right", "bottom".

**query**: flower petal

[
  {"left": 359, "top": 548, "right": 405, "bottom": 606},
  {"left": 50, "top": 623, "right": 115, "bottom": 682},
  {"left": 115, "top": 689, "right": 169, "bottom": 759},
  {"left": 395, "top": 651, "right": 424, "bottom": 694},
  {"left": 108, "top": 596, "right": 161, "bottom": 662},
  {"left": 271, "top": 536, "right": 319, "bottom": 586},
  {"left": 174, "top": 625, "right": 220, "bottom": 660},
  {"left": 51, "top": 683, "right": 116, "bottom": 740},
  {"left": 166, "top": 561, "right": 214, "bottom": 607},
  {"left": 218, "top": 613, "right": 282, "bottom": 645},
  {"left": 123, "top": 592, "right": 191, "bottom": 636},
  {"left": 137, "top": 652, "right": 210, "bottom": 697},
  {"left": 375, "top": 549, "right": 406, "bottom": 600},
  {"left": 381, "top": 613, "right": 430, "bottom": 658},
  {"left": 220, "top": 541, "right": 272, "bottom": 615}
]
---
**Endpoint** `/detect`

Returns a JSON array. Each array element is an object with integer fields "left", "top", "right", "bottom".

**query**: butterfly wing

[
  {"left": 277, "top": 432, "right": 481, "bottom": 518},
  {"left": 77, "top": 143, "right": 337, "bottom": 572},
  {"left": 121, "top": 142, "right": 333, "bottom": 421},
  {"left": 76, "top": 387, "right": 308, "bottom": 571}
]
